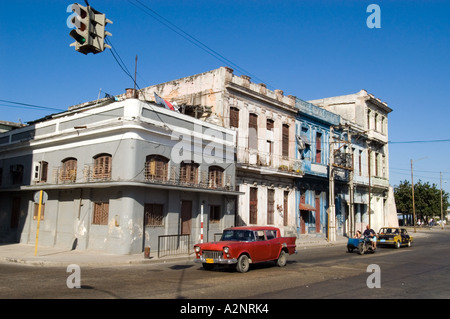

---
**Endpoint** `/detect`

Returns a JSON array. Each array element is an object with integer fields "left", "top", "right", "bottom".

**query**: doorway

[{"left": 181, "top": 200, "right": 192, "bottom": 235}]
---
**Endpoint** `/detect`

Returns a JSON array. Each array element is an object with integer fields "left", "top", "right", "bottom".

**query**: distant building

[
  {"left": 0, "top": 120, "right": 25, "bottom": 133},
  {"left": 309, "top": 89, "right": 397, "bottom": 234}
]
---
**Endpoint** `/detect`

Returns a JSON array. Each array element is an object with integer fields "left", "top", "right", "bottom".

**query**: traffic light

[
  {"left": 69, "top": 3, "right": 113, "bottom": 55},
  {"left": 69, "top": 3, "right": 91, "bottom": 54},
  {"left": 90, "top": 7, "right": 113, "bottom": 53}
]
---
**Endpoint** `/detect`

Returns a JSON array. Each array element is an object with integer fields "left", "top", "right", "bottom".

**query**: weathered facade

[
  {"left": 0, "top": 95, "right": 238, "bottom": 254},
  {"left": 309, "top": 89, "right": 397, "bottom": 235},
  {"left": 295, "top": 98, "right": 341, "bottom": 237},
  {"left": 0, "top": 69, "right": 396, "bottom": 252},
  {"left": 137, "top": 67, "right": 302, "bottom": 236}
]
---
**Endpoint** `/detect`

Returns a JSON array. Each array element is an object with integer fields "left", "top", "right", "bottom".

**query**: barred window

[
  {"left": 180, "top": 161, "right": 199, "bottom": 184},
  {"left": 93, "top": 154, "right": 112, "bottom": 180},
  {"left": 145, "top": 155, "right": 169, "bottom": 181},
  {"left": 92, "top": 202, "right": 109, "bottom": 225},
  {"left": 210, "top": 205, "right": 221, "bottom": 224},
  {"left": 144, "top": 204, "right": 164, "bottom": 226},
  {"left": 208, "top": 166, "right": 224, "bottom": 188},
  {"left": 61, "top": 158, "right": 77, "bottom": 182}
]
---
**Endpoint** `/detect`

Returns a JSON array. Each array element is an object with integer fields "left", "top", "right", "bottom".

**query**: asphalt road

[{"left": 1, "top": 229, "right": 449, "bottom": 301}]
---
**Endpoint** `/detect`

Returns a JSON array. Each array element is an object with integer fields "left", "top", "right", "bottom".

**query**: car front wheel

[{"left": 236, "top": 254, "right": 250, "bottom": 273}]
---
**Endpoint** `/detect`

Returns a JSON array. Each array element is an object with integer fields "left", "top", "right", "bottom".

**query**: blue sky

[{"left": 1, "top": 0, "right": 449, "bottom": 191}]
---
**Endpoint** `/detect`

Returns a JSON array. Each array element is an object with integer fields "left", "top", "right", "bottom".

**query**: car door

[
  {"left": 248, "top": 230, "right": 271, "bottom": 262},
  {"left": 265, "top": 229, "right": 281, "bottom": 260}
]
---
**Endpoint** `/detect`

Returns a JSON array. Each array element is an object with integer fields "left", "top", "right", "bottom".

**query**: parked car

[
  {"left": 377, "top": 227, "right": 413, "bottom": 248},
  {"left": 193, "top": 226, "right": 297, "bottom": 273}
]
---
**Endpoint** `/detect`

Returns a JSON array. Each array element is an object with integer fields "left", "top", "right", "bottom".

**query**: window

[
  {"left": 144, "top": 203, "right": 164, "bottom": 226},
  {"left": 33, "top": 203, "right": 45, "bottom": 220},
  {"left": 60, "top": 158, "right": 77, "bottom": 182},
  {"left": 267, "top": 189, "right": 275, "bottom": 225},
  {"left": 266, "top": 119, "right": 274, "bottom": 131},
  {"left": 180, "top": 161, "right": 199, "bottom": 185},
  {"left": 250, "top": 187, "right": 258, "bottom": 224},
  {"left": 230, "top": 107, "right": 239, "bottom": 128},
  {"left": 92, "top": 202, "right": 109, "bottom": 225},
  {"left": 210, "top": 205, "right": 221, "bottom": 224},
  {"left": 315, "top": 133, "right": 322, "bottom": 163},
  {"left": 10, "top": 164, "right": 24, "bottom": 185},
  {"left": 282, "top": 124, "right": 289, "bottom": 158},
  {"left": 248, "top": 113, "right": 258, "bottom": 150},
  {"left": 33, "top": 161, "right": 48, "bottom": 183},
  {"left": 359, "top": 150, "right": 363, "bottom": 176},
  {"left": 145, "top": 155, "right": 169, "bottom": 181},
  {"left": 93, "top": 154, "right": 112, "bottom": 180},
  {"left": 208, "top": 166, "right": 224, "bottom": 188}
]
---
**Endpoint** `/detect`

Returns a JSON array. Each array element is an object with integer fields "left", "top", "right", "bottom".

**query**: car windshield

[{"left": 221, "top": 230, "right": 255, "bottom": 242}]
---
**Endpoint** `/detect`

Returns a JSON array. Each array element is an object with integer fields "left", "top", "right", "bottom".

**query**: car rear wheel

[
  {"left": 236, "top": 254, "right": 250, "bottom": 273},
  {"left": 276, "top": 250, "right": 287, "bottom": 267}
]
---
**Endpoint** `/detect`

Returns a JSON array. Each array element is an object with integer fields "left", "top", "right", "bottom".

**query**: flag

[{"left": 154, "top": 92, "right": 178, "bottom": 112}]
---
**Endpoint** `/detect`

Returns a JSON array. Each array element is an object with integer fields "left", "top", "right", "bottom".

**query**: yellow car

[{"left": 377, "top": 227, "right": 413, "bottom": 249}]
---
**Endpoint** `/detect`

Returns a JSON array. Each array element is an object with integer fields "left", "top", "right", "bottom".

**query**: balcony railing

[
  {"left": 48, "top": 164, "right": 236, "bottom": 191},
  {"left": 236, "top": 147, "right": 303, "bottom": 176}
]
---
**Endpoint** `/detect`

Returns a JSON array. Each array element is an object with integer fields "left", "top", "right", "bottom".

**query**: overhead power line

[
  {"left": 388, "top": 138, "right": 450, "bottom": 144},
  {"left": 127, "top": 0, "right": 272, "bottom": 88}
]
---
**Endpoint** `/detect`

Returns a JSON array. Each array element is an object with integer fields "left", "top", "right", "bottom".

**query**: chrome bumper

[{"left": 195, "top": 256, "right": 238, "bottom": 264}]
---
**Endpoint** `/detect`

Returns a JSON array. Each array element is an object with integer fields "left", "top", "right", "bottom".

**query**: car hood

[{"left": 195, "top": 241, "right": 245, "bottom": 249}]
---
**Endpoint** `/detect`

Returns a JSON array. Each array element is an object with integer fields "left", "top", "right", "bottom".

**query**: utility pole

[
  {"left": 368, "top": 148, "right": 371, "bottom": 228},
  {"left": 410, "top": 159, "right": 416, "bottom": 233},
  {"left": 328, "top": 127, "right": 336, "bottom": 242},
  {"left": 348, "top": 129, "right": 354, "bottom": 238},
  {"left": 441, "top": 172, "right": 444, "bottom": 230}
]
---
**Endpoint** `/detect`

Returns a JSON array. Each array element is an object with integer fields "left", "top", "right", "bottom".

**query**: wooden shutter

[{"left": 250, "top": 187, "right": 258, "bottom": 224}]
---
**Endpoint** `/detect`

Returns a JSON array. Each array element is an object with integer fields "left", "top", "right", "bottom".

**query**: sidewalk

[{"left": 0, "top": 235, "right": 347, "bottom": 268}]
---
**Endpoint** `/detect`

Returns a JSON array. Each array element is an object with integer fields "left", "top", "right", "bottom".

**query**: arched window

[
  {"left": 145, "top": 155, "right": 169, "bottom": 181},
  {"left": 208, "top": 166, "right": 224, "bottom": 189},
  {"left": 180, "top": 161, "right": 199, "bottom": 185},
  {"left": 61, "top": 157, "right": 77, "bottom": 182},
  {"left": 93, "top": 153, "right": 112, "bottom": 180}
]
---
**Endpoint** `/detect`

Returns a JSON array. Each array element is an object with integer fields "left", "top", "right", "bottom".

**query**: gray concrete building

[{"left": 0, "top": 92, "right": 238, "bottom": 254}]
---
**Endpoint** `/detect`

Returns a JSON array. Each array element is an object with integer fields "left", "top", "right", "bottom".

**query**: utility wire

[{"left": 127, "top": 0, "right": 272, "bottom": 88}]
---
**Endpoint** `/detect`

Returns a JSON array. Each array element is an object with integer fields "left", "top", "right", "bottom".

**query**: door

[
  {"left": 181, "top": 200, "right": 192, "bottom": 235},
  {"left": 249, "top": 188, "right": 258, "bottom": 224},
  {"left": 315, "top": 195, "right": 321, "bottom": 233}
]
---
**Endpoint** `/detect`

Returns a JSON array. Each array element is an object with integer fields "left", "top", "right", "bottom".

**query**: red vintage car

[{"left": 194, "top": 226, "right": 297, "bottom": 273}]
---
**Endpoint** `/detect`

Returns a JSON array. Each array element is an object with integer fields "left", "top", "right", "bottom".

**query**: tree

[{"left": 394, "top": 179, "right": 449, "bottom": 224}]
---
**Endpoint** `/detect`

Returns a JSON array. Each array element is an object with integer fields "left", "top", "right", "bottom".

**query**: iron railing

[{"left": 157, "top": 234, "right": 191, "bottom": 258}]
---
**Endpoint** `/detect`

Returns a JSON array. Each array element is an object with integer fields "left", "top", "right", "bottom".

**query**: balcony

[
  {"left": 236, "top": 147, "right": 303, "bottom": 177},
  {"left": 44, "top": 164, "right": 237, "bottom": 193}
]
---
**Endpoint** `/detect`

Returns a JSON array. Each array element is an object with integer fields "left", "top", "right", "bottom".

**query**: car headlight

[
  {"left": 194, "top": 246, "right": 200, "bottom": 253},
  {"left": 223, "top": 247, "right": 229, "bottom": 254}
]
